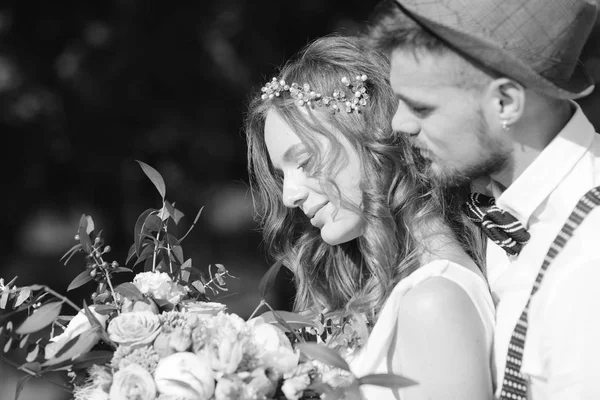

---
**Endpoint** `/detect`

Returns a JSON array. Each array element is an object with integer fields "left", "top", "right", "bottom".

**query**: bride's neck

[{"left": 416, "top": 218, "right": 479, "bottom": 273}]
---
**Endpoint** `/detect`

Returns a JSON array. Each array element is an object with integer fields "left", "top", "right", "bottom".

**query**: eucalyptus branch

[{"left": 89, "top": 245, "right": 120, "bottom": 315}]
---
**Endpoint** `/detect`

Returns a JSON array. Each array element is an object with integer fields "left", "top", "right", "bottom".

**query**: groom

[{"left": 368, "top": 0, "right": 600, "bottom": 399}]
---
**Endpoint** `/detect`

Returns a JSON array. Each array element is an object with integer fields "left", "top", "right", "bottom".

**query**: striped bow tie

[{"left": 464, "top": 193, "right": 530, "bottom": 256}]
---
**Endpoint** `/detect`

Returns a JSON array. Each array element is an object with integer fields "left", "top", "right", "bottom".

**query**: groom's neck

[{"left": 492, "top": 97, "right": 574, "bottom": 189}]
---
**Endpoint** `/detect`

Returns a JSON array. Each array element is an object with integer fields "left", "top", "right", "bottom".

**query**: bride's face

[{"left": 264, "top": 109, "right": 364, "bottom": 245}]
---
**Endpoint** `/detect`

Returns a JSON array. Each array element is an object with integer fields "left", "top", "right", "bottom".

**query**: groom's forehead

[{"left": 389, "top": 48, "right": 466, "bottom": 88}]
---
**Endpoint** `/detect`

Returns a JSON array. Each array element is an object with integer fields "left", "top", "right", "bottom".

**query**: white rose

[
  {"left": 133, "top": 272, "right": 187, "bottom": 304},
  {"left": 249, "top": 321, "right": 299, "bottom": 374},
  {"left": 282, "top": 374, "right": 311, "bottom": 400},
  {"left": 109, "top": 363, "right": 157, "bottom": 400},
  {"left": 154, "top": 352, "right": 215, "bottom": 400},
  {"left": 107, "top": 312, "right": 161, "bottom": 347},
  {"left": 214, "top": 377, "right": 245, "bottom": 400},
  {"left": 45, "top": 306, "right": 108, "bottom": 359},
  {"left": 201, "top": 332, "right": 244, "bottom": 374},
  {"left": 122, "top": 298, "right": 160, "bottom": 315}
]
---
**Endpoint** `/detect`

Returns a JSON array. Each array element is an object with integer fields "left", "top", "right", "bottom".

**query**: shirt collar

[{"left": 495, "top": 102, "right": 596, "bottom": 228}]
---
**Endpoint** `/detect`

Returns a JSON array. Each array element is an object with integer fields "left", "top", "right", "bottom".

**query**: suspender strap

[{"left": 499, "top": 187, "right": 600, "bottom": 400}]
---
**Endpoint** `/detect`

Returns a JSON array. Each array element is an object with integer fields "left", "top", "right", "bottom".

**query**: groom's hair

[
  {"left": 366, "top": 0, "right": 446, "bottom": 55},
  {"left": 365, "top": 0, "right": 493, "bottom": 91}
]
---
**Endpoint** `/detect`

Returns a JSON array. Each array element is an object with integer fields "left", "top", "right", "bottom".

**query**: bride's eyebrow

[
  {"left": 282, "top": 143, "right": 307, "bottom": 163},
  {"left": 271, "top": 143, "right": 307, "bottom": 175}
]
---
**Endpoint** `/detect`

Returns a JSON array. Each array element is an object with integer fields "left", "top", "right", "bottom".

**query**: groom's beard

[
  {"left": 421, "top": 114, "right": 512, "bottom": 188},
  {"left": 425, "top": 150, "right": 511, "bottom": 188}
]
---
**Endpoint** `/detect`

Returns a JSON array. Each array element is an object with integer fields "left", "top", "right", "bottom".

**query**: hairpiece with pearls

[{"left": 260, "top": 74, "right": 370, "bottom": 113}]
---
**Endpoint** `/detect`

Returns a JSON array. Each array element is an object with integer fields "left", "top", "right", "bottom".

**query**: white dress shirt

[{"left": 489, "top": 104, "right": 600, "bottom": 399}]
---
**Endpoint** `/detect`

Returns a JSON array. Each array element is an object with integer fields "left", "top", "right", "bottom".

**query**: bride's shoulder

[{"left": 394, "top": 265, "right": 485, "bottom": 333}]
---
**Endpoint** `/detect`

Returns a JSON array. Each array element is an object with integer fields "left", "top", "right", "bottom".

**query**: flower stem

[
  {"left": 248, "top": 300, "right": 266, "bottom": 320},
  {"left": 42, "top": 286, "right": 81, "bottom": 313},
  {"left": 103, "top": 273, "right": 120, "bottom": 315}
]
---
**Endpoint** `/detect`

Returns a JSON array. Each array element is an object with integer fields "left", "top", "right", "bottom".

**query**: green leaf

[
  {"left": 41, "top": 330, "right": 101, "bottom": 367},
  {"left": 164, "top": 201, "right": 183, "bottom": 224},
  {"left": 85, "top": 215, "right": 95, "bottom": 235},
  {"left": 178, "top": 207, "right": 203, "bottom": 243},
  {"left": 67, "top": 271, "right": 93, "bottom": 292},
  {"left": 191, "top": 280, "right": 205, "bottom": 294},
  {"left": 172, "top": 208, "right": 185, "bottom": 225},
  {"left": 60, "top": 243, "right": 82, "bottom": 264},
  {"left": 297, "top": 343, "right": 351, "bottom": 372},
  {"left": 14, "top": 288, "right": 31, "bottom": 308},
  {"left": 136, "top": 160, "right": 166, "bottom": 199},
  {"left": 0, "top": 290, "right": 9, "bottom": 309},
  {"left": 258, "top": 310, "right": 316, "bottom": 331},
  {"left": 258, "top": 258, "right": 284, "bottom": 299},
  {"left": 82, "top": 301, "right": 104, "bottom": 331},
  {"left": 358, "top": 373, "right": 418, "bottom": 389},
  {"left": 14, "top": 374, "right": 33, "bottom": 400},
  {"left": 25, "top": 344, "right": 40, "bottom": 362},
  {"left": 144, "top": 214, "right": 163, "bottom": 233},
  {"left": 158, "top": 204, "right": 171, "bottom": 221},
  {"left": 153, "top": 298, "right": 175, "bottom": 311},
  {"left": 134, "top": 243, "right": 156, "bottom": 266},
  {"left": 171, "top": 245, "right": 184, "bottom": 265},
  {"left": 134, "top": 209, "right": 155, "bottom": 256},
  {"left": 179, "top": 259, "right": 192, "bottom": 283},
  {"left": 126, "top": 243, "right": 137, "bottom": 264},
  {"left": 93, "top": 304, "right": 117, "bottom": 315},
  {"left": 78, "top": 215, "right": 93, "bottom": 254},
  {"left": 71, "top": 350, "right": 114, "bottom": 370},
  {"left": 16, "top": 302, "right": 62, "bottom": 335},
  {"left": 113, "top": 267, "right": 133, "bottom": 274},
  {"left": 114, "top": 282, "right": 144, "bottom": 301},
  {"left": 19, "top": 361, "right": 41, "bottom": 375}
]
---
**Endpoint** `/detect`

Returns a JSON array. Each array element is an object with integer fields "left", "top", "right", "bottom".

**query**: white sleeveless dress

[{"left": 348, "top": 259, "right": 495, "bottom": 399}]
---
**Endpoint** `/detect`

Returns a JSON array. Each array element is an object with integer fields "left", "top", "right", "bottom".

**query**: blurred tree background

[{"left": 0, "top": 1, "right": 598, "bottom": 399}]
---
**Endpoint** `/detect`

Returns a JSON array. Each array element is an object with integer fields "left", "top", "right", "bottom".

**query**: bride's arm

[{"left": 391, "top": 277, "right": 493, "bottom": 400}]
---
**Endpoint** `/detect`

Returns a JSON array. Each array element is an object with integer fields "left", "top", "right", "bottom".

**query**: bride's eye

[{"left": 297, "top": 157, "right": 313, "bottom": 172}]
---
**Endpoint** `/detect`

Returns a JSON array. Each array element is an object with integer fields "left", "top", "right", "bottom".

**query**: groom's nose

[{"left": 392, "top": 109, "right": 421, "bottom": 138}]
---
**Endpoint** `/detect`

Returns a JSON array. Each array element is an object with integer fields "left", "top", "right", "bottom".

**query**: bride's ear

[{"left": 488, "top": 78, "right": 525, "bottom": 128}]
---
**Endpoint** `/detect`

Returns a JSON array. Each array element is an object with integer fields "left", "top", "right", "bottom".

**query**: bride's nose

[{"left": 282, "top": 177, "right": 308, "bottom": 208}]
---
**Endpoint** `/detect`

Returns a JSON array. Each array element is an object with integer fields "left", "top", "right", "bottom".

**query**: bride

[{"left": 245, "top": 35, "right": 495, "bottom": 400}]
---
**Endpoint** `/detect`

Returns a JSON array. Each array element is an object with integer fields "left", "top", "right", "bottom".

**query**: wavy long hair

[{"left": 246, "top": 35, "right": 484, "bottom": 324}]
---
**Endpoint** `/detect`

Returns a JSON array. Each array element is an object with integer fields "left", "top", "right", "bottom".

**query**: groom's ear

[{"left": 487, "top": 78, "right": 525, "bottom": 127}]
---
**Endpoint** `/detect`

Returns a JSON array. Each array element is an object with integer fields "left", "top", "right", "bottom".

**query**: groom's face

[{"left": 389, "top": 49, "right": 511, "bottom": 187}]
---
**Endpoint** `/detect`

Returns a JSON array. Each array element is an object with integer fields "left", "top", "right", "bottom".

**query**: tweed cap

[{"left": 396, "top": 0, "right": 598, "bottom": 98}]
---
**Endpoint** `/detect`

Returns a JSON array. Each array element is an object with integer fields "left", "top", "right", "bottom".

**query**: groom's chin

[{"left": 426, "top": 162, "right": 472, "bottom": 188}]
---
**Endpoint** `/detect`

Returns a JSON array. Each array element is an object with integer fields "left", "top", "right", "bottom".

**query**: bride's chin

[{"left": 319, "top": 222, "right": 363, "bottom": 246}]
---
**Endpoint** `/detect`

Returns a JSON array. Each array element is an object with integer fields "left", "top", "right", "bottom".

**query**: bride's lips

[{"left": 305, "top": 202, "right": 329, "bottom": 226}]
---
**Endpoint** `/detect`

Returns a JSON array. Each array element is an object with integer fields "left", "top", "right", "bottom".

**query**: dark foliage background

[{"left": 0, "top": 1, "right": 598, "bottom": 398}]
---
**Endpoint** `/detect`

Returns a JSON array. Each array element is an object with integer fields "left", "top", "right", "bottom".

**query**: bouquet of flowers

[{"left": 0, "top": 161, "right": 415, "bottom": 400}]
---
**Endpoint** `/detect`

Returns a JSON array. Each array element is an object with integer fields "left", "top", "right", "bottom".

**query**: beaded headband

[{"left": 260, "top": 74, "right": 370, "bottom": 113}]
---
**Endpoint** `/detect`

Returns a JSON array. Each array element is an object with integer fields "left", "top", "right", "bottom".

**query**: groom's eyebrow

[{"left": 395, "top": 93, "right": 429, "bottom": 106}]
